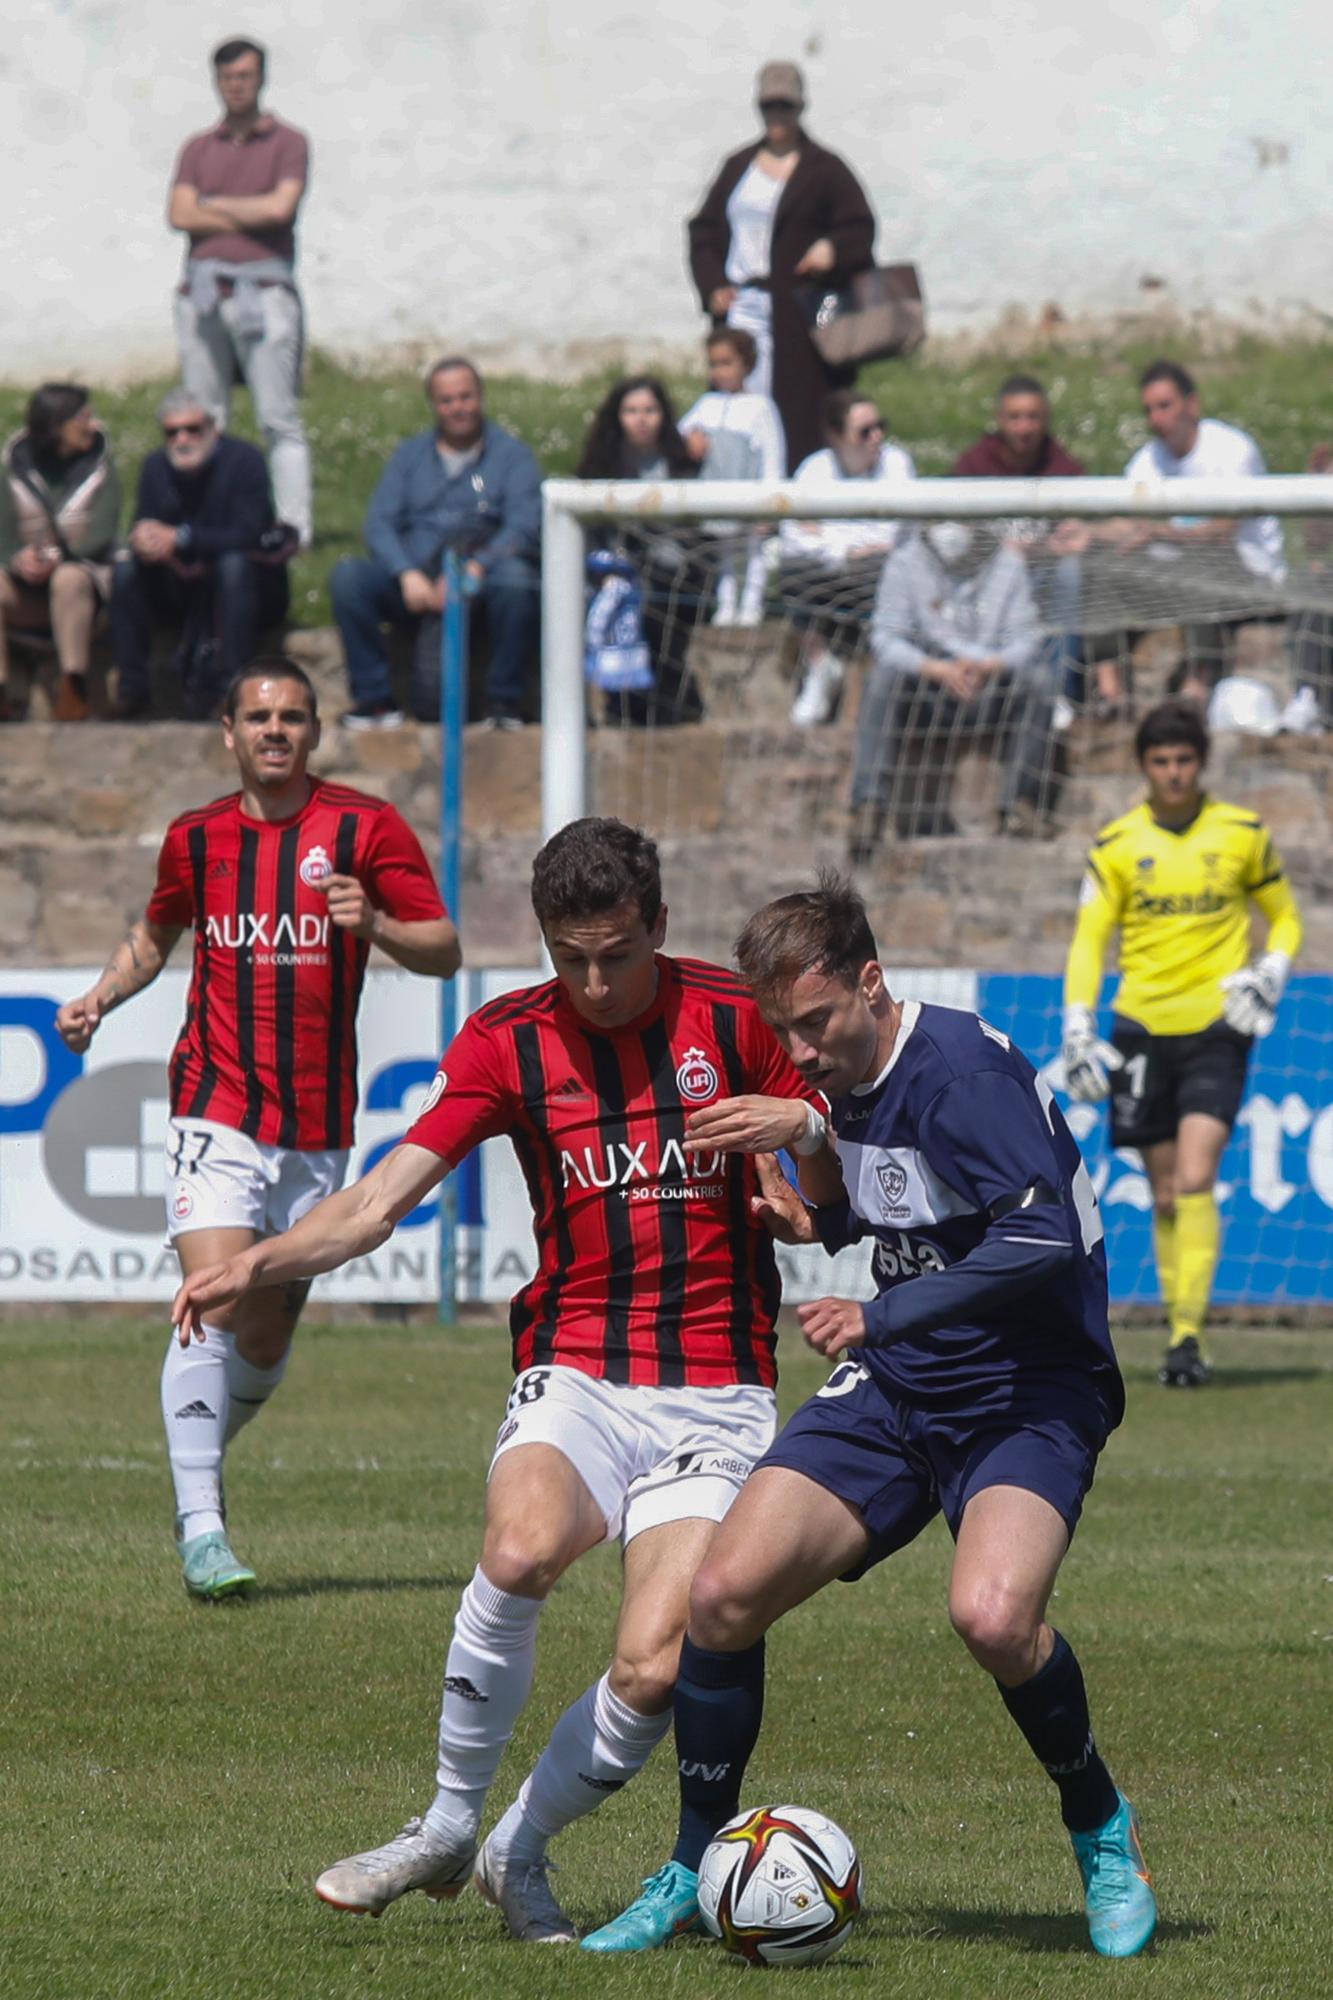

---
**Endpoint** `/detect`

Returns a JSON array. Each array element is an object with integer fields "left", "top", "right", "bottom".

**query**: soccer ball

[{"left": 697, "top": 1805, "right": 862, "bottom": 1966}]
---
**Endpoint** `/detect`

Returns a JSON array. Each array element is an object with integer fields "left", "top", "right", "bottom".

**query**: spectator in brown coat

[{"left": 688, "top": 61, "right": 876, "bottom": 473}]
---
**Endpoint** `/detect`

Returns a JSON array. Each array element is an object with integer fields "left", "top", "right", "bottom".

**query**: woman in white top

[
  {"left": 777, "top": 389, "right": 917, "bottom": 725},
  {"left": 679, "top": 327, "right": 786, "bottom": 626},
  {"left": 688, "top": 60, "right": 876, "bottom": 473}
]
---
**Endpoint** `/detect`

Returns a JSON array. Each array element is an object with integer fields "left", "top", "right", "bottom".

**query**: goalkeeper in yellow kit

[{"left": 1061, "top": 701, "right": 1303, "bottom": 1386}]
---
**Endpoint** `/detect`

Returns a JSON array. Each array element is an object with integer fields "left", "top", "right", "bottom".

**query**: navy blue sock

[
  {"left": 670, "top": 1636, "right": 765, "bottom": 1870},
  {"left": 997, "top": 1629, "right": 1119, "bottom": 1833}
]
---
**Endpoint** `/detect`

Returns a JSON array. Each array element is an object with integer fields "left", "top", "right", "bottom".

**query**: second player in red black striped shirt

[
  {"left": 171, "top": 817, "right": 844, "bottom": 1943},
  {"left": 58, "top": 660, "right": 460, "bottom": 1602}
]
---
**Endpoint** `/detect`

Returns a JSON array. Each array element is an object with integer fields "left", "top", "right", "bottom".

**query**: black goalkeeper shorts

[{"left": 1108, "top": 1015, "right": 1252, "bottom": 1152}]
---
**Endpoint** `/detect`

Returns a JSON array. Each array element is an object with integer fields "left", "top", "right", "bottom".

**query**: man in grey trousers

[
  {"left": 849, "top": 523, "right": 1060, "bottom": 860},
  {"left": 168, "top": 37, "right": 312, "bottom": 545}
]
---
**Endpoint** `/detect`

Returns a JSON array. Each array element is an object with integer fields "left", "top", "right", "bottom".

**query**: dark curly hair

[
  {"left": 531, "top": 817, "right": 662, "bottom": 932},
  {"left": 575, "top": 376, "right": 696, "bottom": 480}
]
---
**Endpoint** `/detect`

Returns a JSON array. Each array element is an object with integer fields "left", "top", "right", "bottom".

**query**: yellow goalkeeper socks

[
  {"left": 1152, "top": 1209, "right": 1178, "bottom": 1318},
  {"left": 1170, "top": 1191, "right": 1220, "bottom": 1353}
]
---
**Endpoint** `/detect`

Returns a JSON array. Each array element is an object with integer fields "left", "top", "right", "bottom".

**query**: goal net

[{"left": 538, "top": 474, "right": 1333, "bottom": 1311}]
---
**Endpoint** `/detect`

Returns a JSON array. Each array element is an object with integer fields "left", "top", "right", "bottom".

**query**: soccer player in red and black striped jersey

[
  {"left": 172, "top": 817, "right": 840, "bottom": 1944},
  {"left": 57, "top": 661, "right": 459, "bottom": 1601}
]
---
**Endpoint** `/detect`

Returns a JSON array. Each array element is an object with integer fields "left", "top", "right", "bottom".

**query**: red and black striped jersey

[
  {"left": 407, "top": 955, "right": 823, "bottom": 1388},
  {"left": 146, "top": 779, "right": 446, "bottom": 1150}
]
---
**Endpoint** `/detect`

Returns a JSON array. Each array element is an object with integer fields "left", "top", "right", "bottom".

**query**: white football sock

[
  {"left": 161, "top": 1324, "right": 231, "bottom": 1540},
  {"left": 223, "top": 1343, "right": 290, "bottom": 1443},
  {"left": 489, "top": 1671, "right": 672, "bottom": 1865},
  {"left": 424, "top": 1567, "right": 544, "bottom": 1848}
]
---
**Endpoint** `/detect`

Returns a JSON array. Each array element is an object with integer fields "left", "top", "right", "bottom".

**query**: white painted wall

[{"left": 2, "top": 0, "right": 1327, "bottom": 379}]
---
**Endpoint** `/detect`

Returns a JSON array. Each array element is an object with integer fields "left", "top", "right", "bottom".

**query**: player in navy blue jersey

[{"left": 584, "top": 875, "right": 1157, "bottom": 1962}]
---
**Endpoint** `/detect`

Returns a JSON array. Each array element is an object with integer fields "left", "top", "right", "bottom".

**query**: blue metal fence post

[{"left": 437, "top": 551, "right": 468, "bottom": 1323}]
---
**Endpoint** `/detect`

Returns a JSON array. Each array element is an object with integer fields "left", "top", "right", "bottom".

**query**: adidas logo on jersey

[
  {"left": 551, "top": 1075, "right": 591, "bottom": 1100},
  {"left": 174, "top": 1400, "right": 216, "bottom": 1420}
]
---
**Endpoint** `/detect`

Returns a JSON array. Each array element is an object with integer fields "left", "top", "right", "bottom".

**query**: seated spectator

[
  {"left": 777, "top": 389, "right": 915, "bottom": 725},
  {"left": 109, "top": 391, "right": 291, "bottom": 719},
  {"left": 849, "top": 522, "right": 1058, "bottom": 860},
  {"left": 953, "top": 374, "right": 1087, "bottom": 706},
  {"left": 332, "top": 357, "right": 541, "bottom": 729},
  {"left": 576, "top": 376, "right": 705, "bottom": 724},
  {"left": 679, "top": 327, "right": 786, "bottom": 626},
  {"left": 0, "top": 383, "right": 120, "bottom": 722},
  {"left": 1087, "top": 360, "right": 1286, "bottom": 712}
]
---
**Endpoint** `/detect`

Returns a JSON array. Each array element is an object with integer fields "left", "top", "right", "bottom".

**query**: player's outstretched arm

[
  {"left": 56, "top": 919, "right": 182, "bottom": 1052},
  {"left": 171, "top": 1141, "right": 447, "bottom": 1344}
]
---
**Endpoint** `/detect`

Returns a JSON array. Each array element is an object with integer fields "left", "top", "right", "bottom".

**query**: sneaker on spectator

[
  {"left": 343, "top": 701, "right": 406, "bottom": 731},
  {"left": 480, "top": 708, "right": 525, "bottom": 732},
  {"left": 790, "top": 654, "right": 844, "bottom": 726},
  {"left": 1053, "top": 694, "right": 1075, "bottom": 733},
  {"left": 1279, "top": 685, "right": 1323, "bottom": 736}
]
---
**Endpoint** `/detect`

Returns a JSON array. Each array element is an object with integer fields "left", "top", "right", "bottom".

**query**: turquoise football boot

[
  {"left": 179, "top": 1529, "right": 256, "bottom": 1601},
  {"left": 1070, "top": 1792, "right": 1157, "bottom": 1958},
  {"left": 580, "top": 1861, "right": 700, "bottom": 1953}
]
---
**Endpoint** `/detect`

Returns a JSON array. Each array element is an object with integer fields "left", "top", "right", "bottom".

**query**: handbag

[{"left": 798, "top": 263, "right": 926, "bottom": 368}]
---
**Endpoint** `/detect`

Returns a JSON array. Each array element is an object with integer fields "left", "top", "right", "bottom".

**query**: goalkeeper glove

[
  {"left": 1061, "top": 1005, "right": 1124, "bottom": 1103},
  {"left": 1220, "top": 951, "right": 1290, "bottom": 1038}
]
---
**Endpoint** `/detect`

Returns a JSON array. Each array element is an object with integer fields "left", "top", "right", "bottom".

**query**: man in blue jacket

[
  {"left": 109, "top": 390, "right": 291, "bottom": 719},
  {"left": 332, "top": 357, "right": 541, "bottom": 728}
]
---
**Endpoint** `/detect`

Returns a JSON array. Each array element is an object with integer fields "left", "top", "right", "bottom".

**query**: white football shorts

[
  {"left": 164, "top": 1116, "right": 349, "bottom": 1241},
  {"left": 489, "top": 1363, "right": 778, "bottom": 1545}
]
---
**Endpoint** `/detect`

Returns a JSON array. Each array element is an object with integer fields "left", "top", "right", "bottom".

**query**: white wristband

[{"left": 793, "top": 1102, "right": 829, "bottom": 1156}]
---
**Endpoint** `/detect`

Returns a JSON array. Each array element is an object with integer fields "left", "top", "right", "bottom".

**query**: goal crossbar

[{"left": 540, "top": 474, "right": 1333, "bottom": 834}]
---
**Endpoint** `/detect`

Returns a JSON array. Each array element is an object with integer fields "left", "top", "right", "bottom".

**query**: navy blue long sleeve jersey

[{"left": 818, "top": 1002, "right": 1123, "bottom": 1426}]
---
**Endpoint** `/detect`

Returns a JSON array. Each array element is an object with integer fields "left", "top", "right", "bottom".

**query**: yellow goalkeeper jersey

[{"left": 1063, "top": 796, "right": 1303, "bottom": 1035}]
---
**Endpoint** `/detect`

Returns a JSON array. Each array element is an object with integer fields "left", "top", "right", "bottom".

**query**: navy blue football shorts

[{"left": 759, "top": 1358, "right": 1112, "bottom": 1581}]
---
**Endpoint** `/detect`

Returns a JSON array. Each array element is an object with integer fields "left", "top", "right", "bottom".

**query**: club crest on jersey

[
  {"left": 676, "top": 1046, "right": 719, "bottom": 1102},
  {"left": 875, "top": 1161, "right": 909, "bottom": 1215},
  {"left": 300, "top": 843, "right": 333, "bottom": 888},
  {"left": 172, "top": 1185, "right": 194, "bottom": 1221}
]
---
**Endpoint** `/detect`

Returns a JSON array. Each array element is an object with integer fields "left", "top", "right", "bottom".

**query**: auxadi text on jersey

[
  {"left": 675, "top": 1045, "right": 719, "bottom": 1102},
  {"left": 559, "top": 1135, "right": 726, "bottom": 1200},
  {"left": 204, "top": 911, "right": 331, "bottom": 954}
]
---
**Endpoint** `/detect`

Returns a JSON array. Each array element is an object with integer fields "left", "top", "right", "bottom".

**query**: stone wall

[{"left": 2, "top": 626, "right": 1330, "bottom": 976}]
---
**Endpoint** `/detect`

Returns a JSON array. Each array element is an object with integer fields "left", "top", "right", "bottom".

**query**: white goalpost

[
  {"left": 541, "top": 473, "right": 1333, "bottom": 838},
  {"left": 537, "top": 473, "right": 1333, "bottom": 1314}
]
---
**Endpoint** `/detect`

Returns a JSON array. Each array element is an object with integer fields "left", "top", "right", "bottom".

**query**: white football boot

[
  {"left": 314, "top": 1817, "right": 475, "bottom": 1916},
  {"left": 475, "top": 1835, "right": 578, "bottom": 1942}
]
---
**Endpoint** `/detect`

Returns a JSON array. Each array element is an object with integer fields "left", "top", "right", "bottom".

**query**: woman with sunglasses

[
  {"left": 0, "top": 382, "right": 121, "bottom": 721},
  {"left": 777, "top": 389, "right": 916, "bottom": 725},
  {"left": 688, "top": 60, "right": 877, "bottom": 474}
]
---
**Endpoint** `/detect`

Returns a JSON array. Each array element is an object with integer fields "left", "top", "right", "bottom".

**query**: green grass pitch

[{"left": 2, "top": 1316, "right": 1328, "bottom": 1999}]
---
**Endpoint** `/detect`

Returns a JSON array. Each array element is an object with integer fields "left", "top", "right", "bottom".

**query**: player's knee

[
  {"left": 608, "top": 1641, "right": 679, "bottom": 1714},
  {"left": 949, "top": 1585, "right": 1038, "bottom": 1676},
  {"left": 480, "top": 1530, "right": 568, "bottom": 1599},
  {"left": 1153, "top": 1189, "right": 1176, "bottom": 1223},
  {"left": 688, "top": 1557, "right": 765, "bottom": 1652}
]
